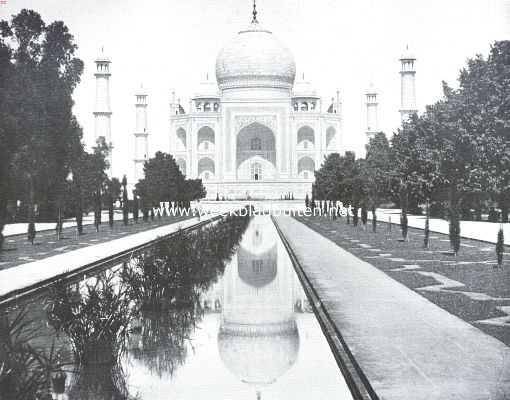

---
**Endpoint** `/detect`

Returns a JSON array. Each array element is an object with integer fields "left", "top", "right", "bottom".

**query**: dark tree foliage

[
  {"left": 0, "top": 10, "right": 84, "bottom": 248},
  {"left": 424, "top": 202, "right": 430, "bottom": 249},
  {"left": 496, "top": 226, "right": 504, "bottom": 268},
  {"left": 135, "top": 152, "right": 206, "bottom": 214},
  {"left": 364, "top": 132, "right": 393, "bottom": 209},
  {"left": 132, "top": 190, "right": 139, "bottom": 223},
  {"left": 122, "top": 175, "right": 129, "bottom": 225}
]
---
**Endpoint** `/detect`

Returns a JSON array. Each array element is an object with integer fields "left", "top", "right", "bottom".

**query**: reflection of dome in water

[
  {"left": 219, "top": 216, "right": 299, "bottom": 388},
  {"left": 218, "top": 323, "right": 299, "bottom": 386},
  {"left": 237, "top": 244, "right": 277, "bottom": 288},
  {"left": 239, "top": 219, "right": 277, "bottom": 255}
]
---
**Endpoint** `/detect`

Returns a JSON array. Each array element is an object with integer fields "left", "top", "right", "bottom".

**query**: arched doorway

[
  {"left": 236, "top": 122, "right": 276, "bottom": 180},
  {"left": 176, "top": 127, "right": 187, "bottom": 151},
  {"left": 198, "top": 157, "right": 215, "bottom": 180},
  {"left": 298, "top": 156, "right": 315, "bottom": 179},
  {"left": 297, "top": 126, "right": 315, "bottom": 150},
  {"left": 197, "top": 126, "right": 215, "bottom": 152},
  {"left": 326, "top": 126, "right": 336, "bottom": 150}
]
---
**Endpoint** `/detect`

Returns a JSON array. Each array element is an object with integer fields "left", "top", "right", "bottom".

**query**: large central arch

[{"left": 236, "top": 122, "right": 276, "bottom": 180}]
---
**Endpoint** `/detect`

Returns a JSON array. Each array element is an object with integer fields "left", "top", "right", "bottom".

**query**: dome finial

[{"left": 252, "top": 0, "right": 258, "bottom": 23}]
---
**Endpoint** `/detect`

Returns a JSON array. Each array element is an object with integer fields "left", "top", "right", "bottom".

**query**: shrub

[
  {"left": 424, "top": 210, "right": 430, "bottom": 249},
  {"left": 400, "top": 212, "right": 408, "bottom": 241},
  {"left": 449, "top": 211, "right": 461, "bottom": 255},
  {"left": 496, "top": 226, "right": 504, "bottom": 268}
]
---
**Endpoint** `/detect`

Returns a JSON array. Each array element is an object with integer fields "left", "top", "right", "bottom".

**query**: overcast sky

[{"left": 1, "top": 0, "right": 509, "bottom": 181}]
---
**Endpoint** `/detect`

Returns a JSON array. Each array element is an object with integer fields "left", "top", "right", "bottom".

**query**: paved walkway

[
  {"left": 274, "top": 216, "right": 510, "bottom": 400},
  {"left": 0, "top": 213, "right": 219, "bottom": 301}
]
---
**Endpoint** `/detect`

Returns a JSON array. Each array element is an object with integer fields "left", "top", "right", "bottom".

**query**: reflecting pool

[{"left": 0, "top": 215, "right": 353, "bottom": 400}]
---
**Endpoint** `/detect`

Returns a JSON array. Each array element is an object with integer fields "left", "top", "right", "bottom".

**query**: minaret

[
  {"left": 365, "top": 83, "right": 378, "bottom": 141},
  {"left": 133, "top": 87, "right": 149, "bottom": 183},
  {"left": 94, "top": 48, "right": 113, "bottom": 176},
  {"left": 399, "top": 45, "right": 417, "bottom": 122}
]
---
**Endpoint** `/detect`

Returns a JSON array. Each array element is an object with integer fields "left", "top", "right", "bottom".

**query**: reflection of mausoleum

[
  {"left": 169, "top": 6, "right": 342, "bottom": 199},
  {"left": 217, "top": 217, "right": 300, "bottom": 393}
]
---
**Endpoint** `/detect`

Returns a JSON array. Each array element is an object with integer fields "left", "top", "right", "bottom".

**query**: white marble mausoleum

[{"left": 169, "top": 10, "right": 342, "bottom": 200}]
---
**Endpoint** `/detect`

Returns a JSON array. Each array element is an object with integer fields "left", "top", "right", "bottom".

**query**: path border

[{"left": 272, "top": 216, "right": 379, "bottom": 400}]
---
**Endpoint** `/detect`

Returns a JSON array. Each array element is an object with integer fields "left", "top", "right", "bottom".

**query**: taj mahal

[
  {"left": 94, "top": 2, "right": 418, "bottom": 200},
  {"left": 168, "top": 5, "right": 342, "bottom": 200}
]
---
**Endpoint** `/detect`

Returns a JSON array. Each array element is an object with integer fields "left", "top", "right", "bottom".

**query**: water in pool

[{"left": 0, "top": 215, "right": 353, "bottom": 400}]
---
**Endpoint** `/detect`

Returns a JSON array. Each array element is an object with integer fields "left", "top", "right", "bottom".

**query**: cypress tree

[
  {"left": 449, "top": 210, "right": 461, "bottom": 255},
  {"left": 133, "top": 191, "right": 139, "bottom": 223},
  {"left": 361, "top": 206, "right": 368, "bottom": 226},
  {"left": 108, "top": 193, "right": 114, "bottom": 228},
  {"left": 400, "top": 211, "right": 408, "bottom": 241},
  {"left": 122, "top": 175, "right": 129, "bottom": 226},
  {"left": 496, "top": 225, "right": 504, "bottom": 268},
  {"left": 28, "top": 221, "right": 36, "bottom": 245},
  {"left": 424, "top": 202, "right": 430, "bottom": 249}
]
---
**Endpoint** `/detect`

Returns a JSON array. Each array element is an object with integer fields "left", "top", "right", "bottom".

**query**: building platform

[{"left": 204, "top": 180, "right": 312, "bottom": 200}]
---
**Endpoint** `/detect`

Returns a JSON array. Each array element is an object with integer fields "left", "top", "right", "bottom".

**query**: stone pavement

[{"left": 274, "top": 216, "right": 510, "bottom": 400}]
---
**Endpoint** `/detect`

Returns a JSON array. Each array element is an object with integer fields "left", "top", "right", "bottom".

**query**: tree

[
  {"left": 132, "top": 190, "right": 139, "bottom": 223},
  {"left": 138, "top": 152, "right": 185, "bottom": 209},
  {"left": 122, "top": 175, "right": 129, "bottom": 225},
  {"left": 364, "top": 132, "right": 393, "bottom": 232},
  {"left": 305, "top": 193, "right": 310, "bottom": 209},
  {"left": 0, "top": 19, "right": 15, "bottom": 250},
  {"left": 0, "top": 10, "right": 84, "bottom": 247},
  {"left": 457, "top": 42, "right": 510, "bottom": 222},
  {"left": 349, "top": 158, "right": 367, "bottom": 227},
  {"left": 314, "top": 153, "right": 344, "bottom": 204},
  {"left": 182, "top": 179, "right": 206, "bottom": 209},
  {"left": 392, "top": 82, "right": 485, "bottom": 252},
  {"left": 496, "top": 225, "right": 504, "bottom": 268},
  {"left": 108, "top": 191, "right": 114, "bottom": 228},
  {"left": 424, "top": 201, "right": 430, "bottom": 249},
  {"left": 104, "top": 177, "right": 121, "bottom": 228},
  {"left": 69, "top": 138, "right": 109, "bottom": 235}
]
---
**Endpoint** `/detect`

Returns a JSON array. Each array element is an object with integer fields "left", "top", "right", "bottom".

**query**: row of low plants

[
  {"left": 0, "top": 212, "right": 251, "bottom": 399},
  {"left": 308, "top": 202, "right": 506, "bottom": 268}
]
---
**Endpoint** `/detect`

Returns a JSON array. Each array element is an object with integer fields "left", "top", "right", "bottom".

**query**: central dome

[{"left": 215, "top": 22, "right": 296, "bottom": 91}]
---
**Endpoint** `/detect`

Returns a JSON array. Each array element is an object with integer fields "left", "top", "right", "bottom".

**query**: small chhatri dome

[
  {"left": 365, "top": 81, "right": 377, "bottom": 95},
  {"left": 215, "top": 1, "right": 296, "bottom": 91},
  {"left": 135, "top": 84, "right": 147, "bottom": 97},
  {"left": 400, "top": 44, "right": 415, "bottom": 60},
  {"left": 95, "top": 46, "right": 111, "bottom": 63},
  {"left": 292, "top": 74, "right": 318, "bottom": 98},
  {"left": 193, "top": 74, "right": 220, "bottom": 99}
]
